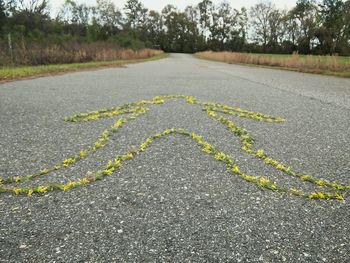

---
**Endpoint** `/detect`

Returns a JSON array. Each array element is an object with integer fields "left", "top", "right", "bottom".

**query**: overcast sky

[{"left": 49, "top": 0, "right": 297, "bottom": 14}]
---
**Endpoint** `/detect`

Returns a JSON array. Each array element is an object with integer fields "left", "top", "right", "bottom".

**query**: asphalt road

[{"left": 0, "top": 54, "right": 349, "bottom": 262}]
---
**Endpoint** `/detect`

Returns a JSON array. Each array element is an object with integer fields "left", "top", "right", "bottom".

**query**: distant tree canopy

[{"left": 1, "top": 0, "right": 350, "bottom": 55}]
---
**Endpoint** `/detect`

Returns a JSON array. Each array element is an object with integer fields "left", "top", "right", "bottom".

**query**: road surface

[{"left": 0, "top": 54, "right": 349, "bottom": 262}]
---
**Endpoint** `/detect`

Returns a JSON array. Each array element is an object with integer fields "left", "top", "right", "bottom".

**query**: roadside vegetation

[
  {"left": 0, "top": 50, "right": 165, "bottom": 82},
  {"left": 196, "top": 51, "right": 350, "bottom": 77},
  {"left": 0, "top": 43, "right": 164, "bottom": 66},
  {"left": 0, "top": 0, "right": 350, "bottom": 78}
]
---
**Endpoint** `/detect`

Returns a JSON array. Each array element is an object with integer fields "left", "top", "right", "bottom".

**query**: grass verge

[
  {"left": 195, "top": 51, "right": 350, "bottom": 78},
  {"left": 0, "top": 53, "right": 168, "bottom": 83}
]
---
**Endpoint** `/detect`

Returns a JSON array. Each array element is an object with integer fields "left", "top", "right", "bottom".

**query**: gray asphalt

[{"left": 0, "top": 53, "right": 349, "bottom": 262}]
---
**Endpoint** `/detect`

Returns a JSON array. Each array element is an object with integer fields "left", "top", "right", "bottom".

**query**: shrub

[{"left": 0, "top": 41, "right": 163, "bottom": 66}]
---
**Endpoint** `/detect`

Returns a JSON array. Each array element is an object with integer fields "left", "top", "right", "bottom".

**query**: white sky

[{"left": 49, "top": 0, "right": 297, "bottom": 14}]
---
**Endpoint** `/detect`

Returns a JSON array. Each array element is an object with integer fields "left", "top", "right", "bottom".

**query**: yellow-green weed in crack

[{"left": 0, "top": 95, "right": 348, "bottom": 200}]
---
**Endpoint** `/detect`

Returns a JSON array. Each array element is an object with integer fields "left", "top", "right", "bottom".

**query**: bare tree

[
  {"left": 249, "top": 1, "right": 275, "bottom": 51},
  {"left": 59, "top": 0, "right": 91, "bottom": 25},
  {"left": 18, "top": 0, "right": 48, "bottom": 14}
]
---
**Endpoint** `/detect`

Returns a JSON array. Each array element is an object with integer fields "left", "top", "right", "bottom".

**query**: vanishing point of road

[{"left": 0, "top": 54, "right": 349, "bottom": 262}]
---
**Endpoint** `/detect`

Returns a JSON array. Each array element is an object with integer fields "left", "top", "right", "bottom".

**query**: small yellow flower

[
  {"left": 104, "top": 168, "right": 115, "bottom": 176},
  {"left": 214, "top": 152, "right": 226, "bottom": 161},
  {"left": 259, "top": 177, "right": 269, "bottom": 186},
  {"left": 207, "top": 111, "right": 217, "bottom": 117},
  {"left": 40, "top": 168, "right": 50, "bottom": 174},
  {"left": 202, "top": 144, "right": 213, "bottom": 154},
  {"left": 289, "top": 188, "right": 301, "bottom": 195},
  {"left": 139, "top": 144, "right": 147, "bottom": 151},
  {"left": 86, "top": 115, "right": 99, "bottom": 121},
  {"left": 78, "top": 178, "right": 90, "bottom": 185},
  {"left": 63, "top": 158, "right": 75, "bottom": 167},
  {"left": 315, "top": 180, "right": 327, "bottom": 187},
  {"left": 276, "top": 164, "right": 284, "bottom": 170},
  {"left": 102, "top": 130, "right": 110, "bottom": 138},
  {"left": 232, "top": 165, "right": 241, "bottom": 174},
  {"left": 103, "top": 161, "right": 111, "bottom": 168},
  {"left": 163, "top": 130, "right": 169, "bottom": 135},
  {"left": 308, "top": 192, "right": 327, "bottom": 200},
  {"left": 186, "top": 96, "right": 197, "bottom": 104},
  {"left": 336, "top": 193, "right": 345, "bottom": 201},
  {"left": 256, "top": 149, "right": 265, "bottom": 158},
  {"left": 241, "top": 174, "right": 259, "bottom": 183},
  {"left": 13, "top": 187, "right": 21, "bottom": 195},
  {"left": 38, "top": 186, "right": 48, "bottom": 193},
  {"left": 63, "top": 182, "right": 76, "bottom": 192},
  {"left": 14, "top": 176, "right": 21, "bottom": 182},
  {"left": 301, "top": 175, "right": 312, "bottom": 181},
  {"left": 94, "top": 142, "right": 104, "bottom": 149},
  {"left": 264, "top": 157, "right": 273, "bottom": 164},
  {"left": 79, "top": 150, "right": 88, "bottom": 158},
  {"left": 114, "top": 159, "right": 122, "bottom": 167}
]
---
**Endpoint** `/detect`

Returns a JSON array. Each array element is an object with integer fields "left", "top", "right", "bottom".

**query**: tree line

[{"left": 1, "top": 0, "right": 350, "bottom": 55}]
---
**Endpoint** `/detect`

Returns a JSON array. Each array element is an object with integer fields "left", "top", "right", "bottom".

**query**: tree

[
  {"left": 316, "top": 0, "right": 345, "bottom": 54},
  {"left": 236, "top": 7, "right": 248, "bottom": 49},
  {"left": 289, "top": 0, "right": 318, "bottom": 54},
  {"left": 198, "top": 0, "right": 213, "bottom": 39},
  {"left": 95, "top": 0, "right": 122, "bottom": 29},
  {"left": 0, "top": 0, "right": 8, "bottom": 34},
  {"left": 59, "top": 0, "right": 91, "bottom": 26},
  {"left": 161, "top": 5, "right": 202, "bottom": 53},
  {"left": 341, "top": 0, "right": 350, "bottom": 54},
  {"left": 1, "top": 0, "right": 350, "bottom": 58},
  {"left": 267, "top": 9, "right": 285, "bottom": 51},
  {"left": 17, "top": 0, "right": 48, "bottom": 14},
  {"left": 210, "top": 1, "right": 238, "bottom": 50},
  {"left": 124, "top": 0, "right": 146, "bottom": 29},
  {"left": 185, "top": 5, "right": 198, "bottom": 24},
  {"left": 7, "top": 0, "right": 52, "bottom": 37},
  {"left": 249, "top": 1, "right": 275, "bottom": 51},
  {"left": 58, "top": 0, "right": 92, "bottom": 37},
  {"left": 185, "top": 5, "right": 205, "bottom": 52},
  {"left": 284, "top": 10, "right": 299, "bottom": 49},
  {"left": 144, "top": 10, "right": 162, "bottom": 47}
]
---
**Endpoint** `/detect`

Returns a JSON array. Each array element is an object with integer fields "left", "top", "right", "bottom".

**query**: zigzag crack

[{"left": 0, "top": 95, "right": 348, "bottom": 200}]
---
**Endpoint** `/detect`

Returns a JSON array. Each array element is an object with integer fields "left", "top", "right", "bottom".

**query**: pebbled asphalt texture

[{"left": 0, "top": 54, "right": 349, "bottom": 262}]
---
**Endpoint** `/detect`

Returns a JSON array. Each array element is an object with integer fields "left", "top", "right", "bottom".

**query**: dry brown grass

[
  {"left": 0, "top": 42, "right": 163, "bottom": 66},
  {"left": 0, "top": 53, "right": 167, "bottom": 83},
  {"left": 195, "top": 51, "right": 350, "bottom": 77}
]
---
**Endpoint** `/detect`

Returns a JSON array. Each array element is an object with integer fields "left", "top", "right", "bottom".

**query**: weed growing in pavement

[{"left": 0, "top": 95, "right": 348, "bottom": 200}]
